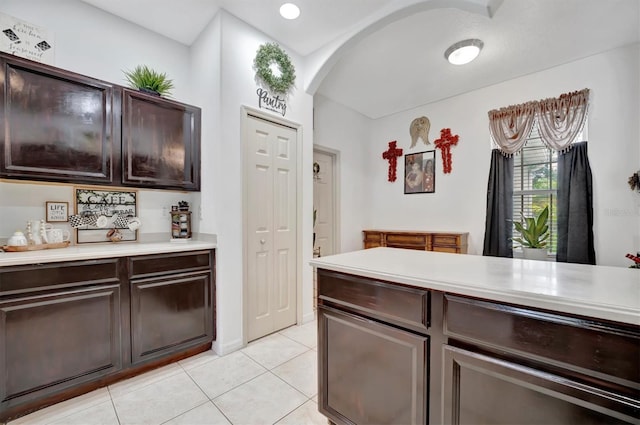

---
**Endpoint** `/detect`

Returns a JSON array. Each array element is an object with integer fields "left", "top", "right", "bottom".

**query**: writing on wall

[{"left": 0, "top": 13, "right": 54, "bottom": 64}]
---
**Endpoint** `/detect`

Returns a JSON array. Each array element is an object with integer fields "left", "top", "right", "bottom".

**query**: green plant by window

[
  {"left": 123, "top": 65, "right": 174, "bottom": 97},
  {"left": 513, "top": 205, "right": 549, "bottom": 249}
]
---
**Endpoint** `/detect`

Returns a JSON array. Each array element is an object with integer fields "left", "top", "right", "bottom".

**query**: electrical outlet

[
  {"left": 162, "top": 206, "right": 168, "bottom": 217},
  {"left": 198, "top": 205, "right": 202, "bottom": 220}
]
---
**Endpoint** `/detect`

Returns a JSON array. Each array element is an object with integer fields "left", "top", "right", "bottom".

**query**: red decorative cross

[
  {"left": 434, "top": 128, "right": 459, "bottom": 174},
  {"left": 382, "top": 141, "right": 403, "bottom": 182}
]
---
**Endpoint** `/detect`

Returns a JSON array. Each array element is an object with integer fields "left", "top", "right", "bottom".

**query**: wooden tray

[{"left": 2, "top": 241, "right": 71, "bottom": 252}]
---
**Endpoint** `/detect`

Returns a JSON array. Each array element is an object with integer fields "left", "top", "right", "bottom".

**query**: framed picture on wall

[
  {"left": 45, "top": 201, "right": 69, "bottom": 222},
  {"left": 404, "top": 150, "right": 435, "bottom": 194},
  {"left": 73, "top": 186, "right": 138, "bottom": 244}
]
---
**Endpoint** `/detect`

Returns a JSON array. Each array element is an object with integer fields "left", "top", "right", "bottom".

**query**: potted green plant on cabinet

[
  {"left": 123, "top": 65, "right": 174, "bottom": 97},
  {"left": 513, "top": 205, "right": 550, "bottom": 260}
]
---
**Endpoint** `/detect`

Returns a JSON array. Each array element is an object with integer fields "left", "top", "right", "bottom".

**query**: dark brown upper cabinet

[
  {"left": 0, "top": 53, "right": 119, "bottom": 185},
  {"left": 0, "top": 52, "right": 202, "bottom": 191},
  {"left": 122, "top": 89, "right": 201, "bottom": 191}
]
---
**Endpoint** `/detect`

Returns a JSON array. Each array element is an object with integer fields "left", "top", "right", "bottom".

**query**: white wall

[
  {"left": 0, "top": 1, "right": 317, "bottom": 357},
  {"left": 0, "top": 0, "right": 198, "bottom": 239},
  {"left": 0, "top": 0, "right": 191, "bottom": 101},
  {"left": 189, "top": 11, "right": 315, "bottom": 354},
  {"left": 355, "top": 44, "right": 639, "bottom": 267},
  {"left": 313, "top": 94, "right": 371, "bottom": 253}
]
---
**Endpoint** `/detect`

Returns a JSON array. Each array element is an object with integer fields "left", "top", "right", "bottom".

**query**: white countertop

[
  {"left": 310, "top": 248, "right": 640, "bottom": 326},
  {"left": 0, "top": 235, "right": 216, "bottom": 267}
]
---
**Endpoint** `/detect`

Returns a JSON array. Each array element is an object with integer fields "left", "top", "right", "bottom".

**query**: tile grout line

[
  {"left": 106, "top": 386, "right": 123, "bottom": 425},
  {"left": 156, "top": 400, "right": 211, "bottom": 425},
  {"left": 181, "top": 352, "right": 271, "bottom": 422},
  {"left": 268, "top": 370, "right": 314, "bottom": 425}
]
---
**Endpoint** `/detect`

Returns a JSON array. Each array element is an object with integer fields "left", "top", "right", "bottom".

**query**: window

[
  {"left": 513, "top": 125, "right": 558, "bottom": 255},
  {"left": 513, "top": 123, "right": 587, "bottom": 256}
]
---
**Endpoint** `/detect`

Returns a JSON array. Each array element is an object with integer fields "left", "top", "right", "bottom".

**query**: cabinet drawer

[
  {"left": 363, "top": 231, "right": 383, "bottom": 249},
  {"left": 386, "top": 234, "right": 427, "bottom": 246},
  {"left": 433, "top": 246, "right": 458, "bottom": 253},
  {"left": 318, "top": 270, "right": 429, "bottom": 333},
  {"left": 363, "top": 231, "right": 383, "bottom": 242},
  {"left": 432, "top": 235, "right": 458, "bottom": 246},
  {"left": 129, "top": 250, "right": 211, "bottom": 279},
  {"left": 0, "top": 259, "right": 120, "bottom": 296},
  {"left": 444, "top": 295, "right": 640, "bottom": 386}
]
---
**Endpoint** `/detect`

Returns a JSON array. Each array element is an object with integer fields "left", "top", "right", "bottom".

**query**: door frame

[
  {"left": 241, "top": 106, "right": 303, "bottom": 346},
  {"left": 313, "top": 145, "right": 341, "bottom": 255}
]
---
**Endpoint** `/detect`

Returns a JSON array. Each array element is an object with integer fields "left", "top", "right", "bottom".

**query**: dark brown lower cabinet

[
  {"left": 442, "top": 294, "right": 640, "bottom": 424},
  {"left": 0, "top": 250, "right": 215, "bottom": 422},
  {"left": 442, "top": 345, "right": 636, "bottom": 424},
  {"left": 0, "top": 284, "right": 123, "bottom": 412},
  {"left": 317, "top": 269, "right": 639, "bottom": 425},
  {"left": 318, "top": 306, "right": 428, "bottom": 425},
  {"left": 131, "top": 271, "right": 213, "bottom": 364}
]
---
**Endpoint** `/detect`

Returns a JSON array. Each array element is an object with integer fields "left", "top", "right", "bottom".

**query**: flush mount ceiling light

[
  {"left": 279, "top": 3, "right": 300, "bottom": 20},
  {"left": 444, "top": 39, "right": 484, "bottom": 65}
]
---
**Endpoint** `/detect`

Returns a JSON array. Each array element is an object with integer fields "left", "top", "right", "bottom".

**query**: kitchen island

[
  {"left": 310, "top": 248, "right": 640, "bottom": 425},
  {"left": 0, "top": 238, "right": 216, "bottom": 422}
]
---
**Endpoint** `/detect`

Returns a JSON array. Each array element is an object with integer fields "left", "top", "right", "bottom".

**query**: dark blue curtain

[
  {"left": 483, "top": 149, "right": 513, "bottom": 257},
  {"left": 557, "top": 142, "right": 596, "bottom": 264}
]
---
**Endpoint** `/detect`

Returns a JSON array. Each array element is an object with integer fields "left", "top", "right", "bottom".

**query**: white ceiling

[{"left": 81, "top": 0, "right": 639, "bottom": 119}]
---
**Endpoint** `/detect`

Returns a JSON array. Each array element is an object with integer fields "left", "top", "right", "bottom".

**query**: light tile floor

[{"left": 9, "top": 320, "right": 326, "bottom": 425}]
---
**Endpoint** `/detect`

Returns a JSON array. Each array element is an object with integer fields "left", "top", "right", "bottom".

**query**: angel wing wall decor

[{"left": 409, "top": 116, "right": 431, "bottom": 147}]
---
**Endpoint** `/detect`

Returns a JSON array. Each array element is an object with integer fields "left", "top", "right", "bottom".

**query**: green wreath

[{"left": 254, "top": 42, "right": 296, "bottom": 94}]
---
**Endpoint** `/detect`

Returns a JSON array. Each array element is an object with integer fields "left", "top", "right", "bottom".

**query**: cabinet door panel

[
  {"left": 442, "top": 345, "right": 638, "bottom": 424},
  {"left": 0, "top": 55, "right": 115, "bottom": 183},
  {"left": 0, "top": 285, "right": 122, "bottom": 407},
  {"left": 130, "top": 272, "right": 212, "bottom": 364},
  {"left": 122, "top": 89, "right": 200, "bottom": 191},
  {"left": 318, "top": 306, "right": 428, "bottom": 425}
]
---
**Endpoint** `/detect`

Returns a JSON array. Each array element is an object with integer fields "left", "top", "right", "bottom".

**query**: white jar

[{"left": 8, "top": 231, "right": 28, "bottom": 246}]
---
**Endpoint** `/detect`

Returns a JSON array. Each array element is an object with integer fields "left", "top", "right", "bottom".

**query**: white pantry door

[
  {"left": 246, "top": 114, "right": 297, "bottom": 342},
  {"left": 313, "top": 149, "right": 336, "bottom": 257}
]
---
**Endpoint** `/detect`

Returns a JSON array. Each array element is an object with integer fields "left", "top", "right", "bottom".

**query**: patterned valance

[{"left": 488, "top": 89, "right": 589, "bottom": 156}]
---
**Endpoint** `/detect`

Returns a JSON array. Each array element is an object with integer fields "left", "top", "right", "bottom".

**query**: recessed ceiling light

[
  {"left": 444, "top": 39, "right": 484, "bottom": 65},
  {"left": 279, "top": 3, "right": 300, "bottom": 20}
]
